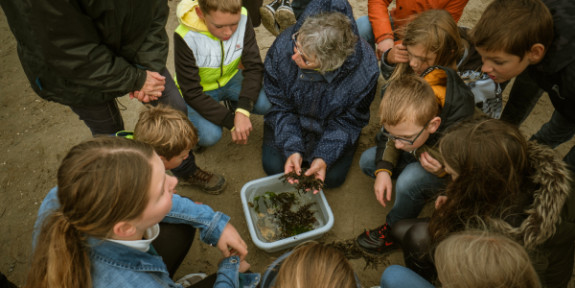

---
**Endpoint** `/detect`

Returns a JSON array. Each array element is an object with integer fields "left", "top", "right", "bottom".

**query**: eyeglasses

[
  {"left": 291, "top": 32, "right": 310, "bottom": 65},
  {"left": 381, "top": 121, "right": 430, "bottom": 145}
]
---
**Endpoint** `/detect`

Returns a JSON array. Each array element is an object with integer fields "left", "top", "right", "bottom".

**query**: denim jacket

[{"left": 33, "top": 188, "right": 260, "bottom": 288}]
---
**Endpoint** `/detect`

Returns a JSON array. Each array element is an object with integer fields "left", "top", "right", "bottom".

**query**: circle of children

[{"left": 3, "top": 0, "right": 575, "bottom": 287}]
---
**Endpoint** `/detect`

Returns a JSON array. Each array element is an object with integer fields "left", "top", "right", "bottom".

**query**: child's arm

[{"left": 373, "top": 134, "right": 400, "bottom": 206}]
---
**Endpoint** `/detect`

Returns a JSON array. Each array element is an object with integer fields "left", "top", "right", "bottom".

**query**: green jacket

[{"left": 1, "top": 0, "right": 169, "bottom": 105}]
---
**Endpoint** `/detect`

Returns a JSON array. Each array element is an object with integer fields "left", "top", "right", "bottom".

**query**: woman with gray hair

[{"left": 262, "top": 0, "right": 379, "bottom": 189}]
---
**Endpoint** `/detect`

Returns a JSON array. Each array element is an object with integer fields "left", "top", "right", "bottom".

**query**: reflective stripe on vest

[{"left": 175, "top": 8, "right": 248, "bottom": 92}]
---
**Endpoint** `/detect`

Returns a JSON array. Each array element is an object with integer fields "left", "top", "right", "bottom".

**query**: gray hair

[{"left": 298, "top": 12, "right": 357, "bottom": 73}]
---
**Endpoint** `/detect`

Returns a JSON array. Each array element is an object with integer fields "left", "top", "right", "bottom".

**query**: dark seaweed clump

[{"left": 279, "top": 168, "right": 324, "bottom": 194}]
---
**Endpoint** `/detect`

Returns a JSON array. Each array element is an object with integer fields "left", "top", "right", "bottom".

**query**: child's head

[
  {"left": 430, "top": 119, "right": 530, "bottom": 242},
  {"left": 292, "top": 12, "right": 357, "bottom": 73},
  {"left": 274, "top": 241, "right": 357, "bottom": 288},
  {"left": 134, "top": 105, "right": 198, "bottom": 170},
  {"left": 27, "top": 137, "right": 176, "bottom": 287},
  {"left": 393, "top": 9, "right": 463, "bottom": 77},
  {"left": 471, "top": 0, "right": 551, "bottom": 83},
  {"left": 196, "top": 0, "right": 242, "bottom": 41},
  {"left": 435, "top": 230, "right": 541, "bottom": 288},
  {"left": 379, "top": 74, "right": 441, "bottom": 152}
]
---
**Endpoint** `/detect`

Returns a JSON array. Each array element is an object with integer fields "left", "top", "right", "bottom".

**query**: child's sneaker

[
  {"left": 181, "top": 168, "right": 226, "bottom": 194},
  {"left": 355, "top": 223, "right": 397, "bottom": 254},
  {"left": 176, "top": 273, "right": 207, "bottom": 288},
  {"left": 260, "top": 0, "right": 281, "bottom": 36},
  {"left": 275, "top": 0, "right": 296, "bottom": 33}
]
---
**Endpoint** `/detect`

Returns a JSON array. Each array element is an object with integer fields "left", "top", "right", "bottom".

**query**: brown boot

[{"left": 181, "top": 168, "right": 226, "bottom": 195}]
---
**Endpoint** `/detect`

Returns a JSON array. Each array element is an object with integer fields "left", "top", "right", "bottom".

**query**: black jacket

[{"left": 1, "top": 0, "right": 169, "bottom": 105}]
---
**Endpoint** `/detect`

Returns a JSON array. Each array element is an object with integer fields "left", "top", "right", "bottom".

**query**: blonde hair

[
  {"left": 134, "top": 105, "right": 198, "bottom": 160},
  {"left": 435, "top": 230, "right": 541, "bottom": 288},
  {"left": 471, "top": 0, "right": 552, "bottom": 58},
  {"left": 380, "top": 74, "right": 439, "bottom": 127},
  {"left": 199, "top": 0, "right": 241, "bottom": 14},
  {"left": 298, "top": 12, "right": 357, "bottom": 73},
  {"left": 390, "top": 10, "right": 463, "bottom": 80},
  {"left": 25, "top": 137, "right": 156, "bottom": 288},
  {"left": 274, "top": 241, "right": 357, "bottom": 288}
]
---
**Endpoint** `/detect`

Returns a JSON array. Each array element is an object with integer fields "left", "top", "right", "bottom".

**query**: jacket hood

[
  {"left": 177, "top": 0, "right": 208, "bottom": 32},
  {"left": 491, "top": 142, "right": 572, "bottom": 250}
]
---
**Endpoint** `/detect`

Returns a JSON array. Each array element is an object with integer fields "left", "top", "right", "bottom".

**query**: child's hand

[
  {"left": 435, "top": 195, "right": 448, "bottom": 209},
  {"left": 284, "top": 153, "right": 303, "bottom": 184},
  {"left": 374, "top": 171, "right": 393, "bottom": 207},
  {"left": 419, "top": 152, "right": 444, "bottom": 176},
  {"left": 385, "top": 44, "right": 409, "bottom": 64},
  {"left": 239, "top": 260, "right": 251, "bottom": 273},
  {"left": 217, "top": 224, "right": 248, "bottom": 260},
  {"left": 231, "top": 113, "right": 252, "bottom": 145}
]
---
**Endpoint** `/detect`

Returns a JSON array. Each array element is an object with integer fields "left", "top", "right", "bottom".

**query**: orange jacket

[{"left": 368, "top": 0, "right": 468, "bottom": 43}]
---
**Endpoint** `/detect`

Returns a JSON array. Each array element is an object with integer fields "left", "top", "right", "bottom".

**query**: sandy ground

[{"left": 1, "top": 0, "right": 574, "bottom": 286}]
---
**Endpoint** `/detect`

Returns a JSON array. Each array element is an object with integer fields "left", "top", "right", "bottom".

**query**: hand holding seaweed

[{"left": 279, "top": 168, "right": 324, "bottom": 194}]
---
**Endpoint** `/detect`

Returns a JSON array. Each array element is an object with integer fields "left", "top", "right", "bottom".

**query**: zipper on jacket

[{"left": 217, "top": 40, "right": 224, "bottom": 89}]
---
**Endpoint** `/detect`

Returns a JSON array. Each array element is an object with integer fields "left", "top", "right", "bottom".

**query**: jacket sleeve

[
  {"left": 263, "top": 43, "right": 306, "bottom": 158},
  {"left": 441, "top": 0, "right": 468, "bottom": 23},
  {"left": 375, "top": 133, "right": 399, "bottom": 173},
  {"left": 32, "top": 0, "right": 147, "bottom": 94},
  {"left": 368, "top": 0, "right": 393, "bottom": 44},
  {"left": 163, "top": 194, "right": 230, "bottom": 247},
  {"left": 174, "top": 33, "right": 236, "bottom": 129},
  {"left": 312, "top": 70, "right": 379, "bottom": 166},
  {"left": 237, "top": 17, "right": 264, "bottom": 112},
  {"left": 133, "top": 0, "right": 170, "bottom": 72}
]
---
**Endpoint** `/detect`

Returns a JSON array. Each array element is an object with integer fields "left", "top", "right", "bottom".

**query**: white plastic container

[{"left": 240, "top": 173, "right": 335, "bottom": 253}]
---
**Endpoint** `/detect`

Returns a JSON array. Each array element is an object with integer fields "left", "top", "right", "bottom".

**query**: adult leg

[
  {"left": 242, "top": 0, "right": 264, "bottom": 27},
  {"left": 530, "top": 110, "right": 575, "bottom": 149},
  {"left": 69, "top": 100, "right": 124, "bottom": 136},
  {"left": 154, "top": 222, "right": 197, "bottom": 278},
  {"left": 262, "top": 127, "right": 286, "bottom": 175},
  {"left": 499, "top": 70, "right": 543, "bottom": 126},
  {"left": 380, "top": 265, "right": 435, "bottom": 288},
  {"left": 323, "top": 143, "right": 357, "bottom": 188},
  {"left": 291, "top": 0, "right": 313, "bottom": 19},
  {"left": 356, "top": 16, "right": 375, "bottom": 47},
  {"left": 385, "top": 162, "right": 447, "bottom": 226}
]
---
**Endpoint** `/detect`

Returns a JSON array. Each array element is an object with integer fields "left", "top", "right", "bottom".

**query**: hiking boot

[
  {"left": 355, "top": 223, "right": 397, "bottom": 254},
  {"left": 260, "top": 0, "right": 281, "bottom": 36},
  {"left": 181, "top": 168, "right": 226, "bottom": 194},
  {"left": 275, "top": 0, "right": 296, "bottom": 33}
]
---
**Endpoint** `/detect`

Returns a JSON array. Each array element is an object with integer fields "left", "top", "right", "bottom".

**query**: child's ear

[
  {"left": 428, "top": 116, "right": 442, "bottom": 134},
  {"left": 112, "top": 221, "right": 138, "bottom": 240},
  {"left": 195, "top": 6, "right": 205, "bottom": 20},
  {"left": 528, "top": 43, "right": 545, "bottom": 64}
]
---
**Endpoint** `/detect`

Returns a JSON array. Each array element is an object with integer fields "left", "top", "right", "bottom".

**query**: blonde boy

[
  {"left": 134, "top": 106, "right": 226, "bottom": 194},
  {"left": 356, "top": 71, "right": 475, "bottom": 254}
]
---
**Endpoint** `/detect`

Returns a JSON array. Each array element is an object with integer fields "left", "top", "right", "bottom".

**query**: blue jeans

[
  {"left": 380, "top": 265, "right": 434, "bottom": 288},
  {"left": 359, "top": 146, "right": 447, "bottom": 225},
  {"left": 261, "top": 141, "right": 358, "bottom": 188},
  {"left": 70, "top": 68, "right": 186, "bottom": 136},
  {"left": 531, "top": 110, "right": 575, "bottom": 172},
  {"left": 187, "top": 71, "right": 272, "bottom": 147},
  {"left": 356, "top": 16, "right": 375, "bottom": 47}
]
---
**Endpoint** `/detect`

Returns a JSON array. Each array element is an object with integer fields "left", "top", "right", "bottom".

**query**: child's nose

[{"left": 481, "top": 62, "right": 493, "bottom": 73}]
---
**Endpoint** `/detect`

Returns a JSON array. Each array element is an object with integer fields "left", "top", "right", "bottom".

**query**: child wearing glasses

[
  {"left": 355, "top": 71, "right": 475, "bottom": 255},
  {"left": 174, "top": 0, "right": 271, "bottom": 148}
]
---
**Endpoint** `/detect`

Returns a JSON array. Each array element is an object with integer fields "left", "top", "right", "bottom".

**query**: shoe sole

[
  {"left": 275, "top": 7, "right": 296, "bottom": 33},
  {"left": 259, "top": 6, "right": 280, "bottom": 36}
]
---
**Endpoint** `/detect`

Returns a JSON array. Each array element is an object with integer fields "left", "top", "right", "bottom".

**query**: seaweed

[{"left": 279, "top": 168, "right": 324, "bottom": 194}]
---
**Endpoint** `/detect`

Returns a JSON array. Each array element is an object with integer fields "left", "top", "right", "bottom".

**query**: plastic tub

[{"left": 240, "top": 173, "right": 334, "bottom": 253}]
